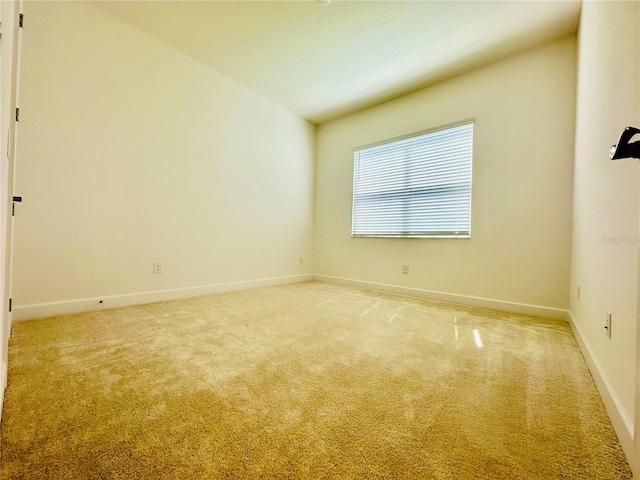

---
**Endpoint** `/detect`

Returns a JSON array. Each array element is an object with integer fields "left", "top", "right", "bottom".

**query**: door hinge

[
  {"left": 12, "top": 195, "right": 21, "bottom": 216},
  {"left": 15, "top": 108, "right": 19, "bottom": 122},
  {"left": 9, "top": 298, "right": 12, "bottom": 312},
  {"left": 19, "top": 14, "right": 23, "bottom": 28}
]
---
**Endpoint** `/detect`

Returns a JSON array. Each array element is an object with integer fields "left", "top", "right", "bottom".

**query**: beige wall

[
  {"left": 11, "top": 1, "right": 315, "bottom": 315},
  {"left": 569, "top": 0, "right": 640, "bottom": 464},
  {"left": 314, "top": 38, "right": 576, "bottom": 311}
]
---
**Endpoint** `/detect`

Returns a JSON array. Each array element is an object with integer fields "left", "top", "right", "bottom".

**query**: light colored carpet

[{"left": 0, "top": 281, "right": 632, "bottom": 479}]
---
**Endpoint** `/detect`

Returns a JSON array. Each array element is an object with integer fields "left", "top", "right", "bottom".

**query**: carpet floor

[{"left": 0, "top": 281, "right": 632, "bottom": 479}]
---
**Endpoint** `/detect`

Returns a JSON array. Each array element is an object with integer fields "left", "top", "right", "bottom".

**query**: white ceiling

[{"left": 93, "top": 0, "right": 581, "bottom": 125}]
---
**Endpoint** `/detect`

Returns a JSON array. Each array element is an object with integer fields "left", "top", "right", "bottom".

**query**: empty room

[{"left": 0, "top": 0, "right": 639, "bottom": 478}]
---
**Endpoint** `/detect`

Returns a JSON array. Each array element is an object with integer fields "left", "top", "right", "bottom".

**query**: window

[{"left": 351, "top": 120, "right": 473, "bottom": 238}]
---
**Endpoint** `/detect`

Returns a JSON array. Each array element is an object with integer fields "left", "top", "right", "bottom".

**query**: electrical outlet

[
  {"left": 577, "top": 284, "right": 581, "bottom": 301},
  {"left": 604, "top": 312, "right": 612, "bottom": 338},
  {"left": 153, "top": 262, "right": 162, "bottom": 274},
  {"left": 401, "top": 264, "right": 409, "bottom": 274},
  {"left": 299, "top": 257, "right": 304, "bottom": 266}
]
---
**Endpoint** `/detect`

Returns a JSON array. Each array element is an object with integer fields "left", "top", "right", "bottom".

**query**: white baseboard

[
  {"left": 11, "top": 274, "right": 314, "bottom": 322},
  {"left": 314, "top": 274, "right": 568, "bottom": 320},
  {"left": 567, "top": 311, "right": 635, "bottom": 470}
]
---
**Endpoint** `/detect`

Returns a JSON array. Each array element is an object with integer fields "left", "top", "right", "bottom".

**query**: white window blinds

[{"left": 352, "top": 121, "right": 473, "bottom": 238}]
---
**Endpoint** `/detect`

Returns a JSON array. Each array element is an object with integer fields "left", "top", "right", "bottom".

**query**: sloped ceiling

[{"left": 93, "top": 0, "right": 581, "bottom": 124}]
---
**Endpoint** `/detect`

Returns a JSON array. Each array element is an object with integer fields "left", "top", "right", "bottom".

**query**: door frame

[{"left": 0, "top": 0, "right": 22, "bottom": 418}]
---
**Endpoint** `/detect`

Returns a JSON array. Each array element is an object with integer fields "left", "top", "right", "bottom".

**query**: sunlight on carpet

[{"left": 0, "top": 281, "right": 632, "bottom": 479}]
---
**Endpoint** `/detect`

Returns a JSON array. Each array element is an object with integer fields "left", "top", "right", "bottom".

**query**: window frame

[{"left": 351, "top": 119, "right": 474, "bottom": 239}]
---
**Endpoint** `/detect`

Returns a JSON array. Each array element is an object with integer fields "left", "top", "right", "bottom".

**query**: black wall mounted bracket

[{"left": 610, "top": 126, "right": 640, "bottom": 160}]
